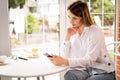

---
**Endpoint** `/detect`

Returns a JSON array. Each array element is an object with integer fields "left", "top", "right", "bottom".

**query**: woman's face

[{"left": 67, "top": 10, "right": 82, "bottom": 28}]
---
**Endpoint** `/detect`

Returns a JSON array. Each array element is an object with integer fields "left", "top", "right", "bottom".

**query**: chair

[
  {"left": 106, "top": 41, "right": 120, "bottom": 80},
  {"left": 107, "top": 42, "right": 120, "bottom": 58},
  {"left": 93, "top": 16, "right": 111, "bottom": 35}
]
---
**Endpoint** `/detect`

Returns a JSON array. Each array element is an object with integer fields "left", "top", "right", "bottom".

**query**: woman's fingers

[{"left": 72, "top": 26, "right": 79, "bottom": 31}]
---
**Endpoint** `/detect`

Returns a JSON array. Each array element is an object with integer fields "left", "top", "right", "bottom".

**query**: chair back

[{"left": 107, "top": 42, "right": 120, "bottom": 80}]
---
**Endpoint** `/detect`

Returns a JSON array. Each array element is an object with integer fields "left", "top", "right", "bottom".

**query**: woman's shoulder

[
  {"left": 88, "top": 24, "right": 104, "bottom": 37},
  {"left": 89, "top": 24, "right": 102, "bottom": 32},
  {"left": 87, "top": 25, "right": 105, "bottom": 41}
]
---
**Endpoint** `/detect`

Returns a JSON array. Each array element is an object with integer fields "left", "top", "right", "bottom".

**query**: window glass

[
  {"left": 90, "top": 0, "right": 102, "bottom": 13},
  {"left": 104, "top": 0, "right": 115, "bottom": 13},
  {"left": 9, "top": 0, "right": 60, "bottom": 55},
  {"left": 9, "top": 0, "right": 60, "bottom": 80}
]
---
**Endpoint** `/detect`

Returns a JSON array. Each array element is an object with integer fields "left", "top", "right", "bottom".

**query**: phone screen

[{"left": 44, "top": 53, "right": 53, "bottom": 57}]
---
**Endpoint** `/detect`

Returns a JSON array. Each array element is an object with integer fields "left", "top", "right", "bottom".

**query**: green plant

[
  {"left": 25, "top": 13, "right": 39, "bottom": 34},
  {"left": 9, "top": 0, "right": 25, "bottom": 9},
  {"left": 108, "top": 49, "right": 114, "bottom": 60},
  {"left": 90, "top": 0, "right": 115, "bottom": 26}
]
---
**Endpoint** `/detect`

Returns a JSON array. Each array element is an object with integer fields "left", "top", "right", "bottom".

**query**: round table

[{"left": 0, "top": 57, "right": 69, "bottom": 80}]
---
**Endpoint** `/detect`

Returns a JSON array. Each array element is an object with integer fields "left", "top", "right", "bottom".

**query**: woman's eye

[
  {"left": 67, "top": 16, "right": 78, "bottom": 21},
  {"left": 73, "top": 17, "right": 77, "bottom": 20}
]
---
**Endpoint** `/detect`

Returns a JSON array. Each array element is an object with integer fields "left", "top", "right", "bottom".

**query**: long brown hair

[{"left": 67, "top": 1, "right": 94, "bottom": 26}]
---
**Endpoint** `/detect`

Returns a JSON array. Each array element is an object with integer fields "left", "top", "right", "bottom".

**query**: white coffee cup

[{"left": 0, "top": 55, "right": 7, "bottom": 63}]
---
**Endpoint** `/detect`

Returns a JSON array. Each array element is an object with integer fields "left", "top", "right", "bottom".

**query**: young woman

[{"left": 48, "top": 1, "right": 116, "bottom": 80}]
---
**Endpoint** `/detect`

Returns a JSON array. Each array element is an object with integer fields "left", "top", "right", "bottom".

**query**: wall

[
  {"left": 0, "top": 0, "right": 10, "bottom": 56},
  {"left": 116, "top": 0, "right": 120, "bottom": 80},
  {"left": 0, "top": 0, "right": 11, "bottom": 79}
]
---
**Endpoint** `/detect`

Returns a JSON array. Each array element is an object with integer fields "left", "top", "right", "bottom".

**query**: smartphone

[{"left": 44, "top": 53, "right": 53, "bottom": 57}]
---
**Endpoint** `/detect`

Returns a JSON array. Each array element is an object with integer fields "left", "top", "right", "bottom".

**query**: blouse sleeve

[{"left": 61, "top": 41, "right": 71, "bottom": 58}]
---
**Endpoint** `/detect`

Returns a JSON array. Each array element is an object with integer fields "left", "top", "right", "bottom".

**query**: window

[
  {"left": 9, "top": 0, "right": 60, "bottom": 79},
  {"left": 9, "top": 0, "right": 60, "bottom": 56}
]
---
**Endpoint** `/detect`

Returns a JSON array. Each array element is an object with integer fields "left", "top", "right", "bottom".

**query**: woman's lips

[{"left": 73, "top": 26, "right": 79, "bottom": 28}]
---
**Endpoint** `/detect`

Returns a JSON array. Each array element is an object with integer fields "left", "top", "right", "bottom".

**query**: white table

[{"left": 0, "top": 56, "right": 69, "bottom": 80}]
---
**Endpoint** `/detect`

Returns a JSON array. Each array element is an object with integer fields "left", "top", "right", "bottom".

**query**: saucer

[
  {"left": 0, "top": 58, "right": 10, "bottom": 65},
  {"left": 0, "top": 61, "right": 9, "bottom": 65},
  {"left": 27, "top": 53, "right": 39, "bottom": 59},
  {"left": 28, "top": 55, "right": 39, "bottom": 59}
]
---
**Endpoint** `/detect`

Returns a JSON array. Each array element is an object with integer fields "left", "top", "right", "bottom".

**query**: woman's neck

[{"left": 78, "top": 24, "right": 86, "bottom": 35}]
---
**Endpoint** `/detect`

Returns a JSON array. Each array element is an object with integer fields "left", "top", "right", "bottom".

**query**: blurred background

[
  {"left": 9, "top": 0, "right": 115, "bottom": 53},
  {"left": 8, "top": 0, "right": 115, "bottom": 80}
]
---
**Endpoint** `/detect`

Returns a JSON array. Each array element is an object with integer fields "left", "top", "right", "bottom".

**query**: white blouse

[{"left": 62, "top": 25, "right": 115, "bottom": 73}]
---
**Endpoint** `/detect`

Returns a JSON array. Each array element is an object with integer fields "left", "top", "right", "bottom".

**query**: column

[{"left": 116, "top": 0, "right": 120, "bottom": 79}]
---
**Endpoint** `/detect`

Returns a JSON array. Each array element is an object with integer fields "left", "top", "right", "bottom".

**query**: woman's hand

[
  {"left": 65, "top": 27, "right": 79, "bottom": 41},
  {"left": 48, "top": 55, "right": 69, "bottom": 66}
]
